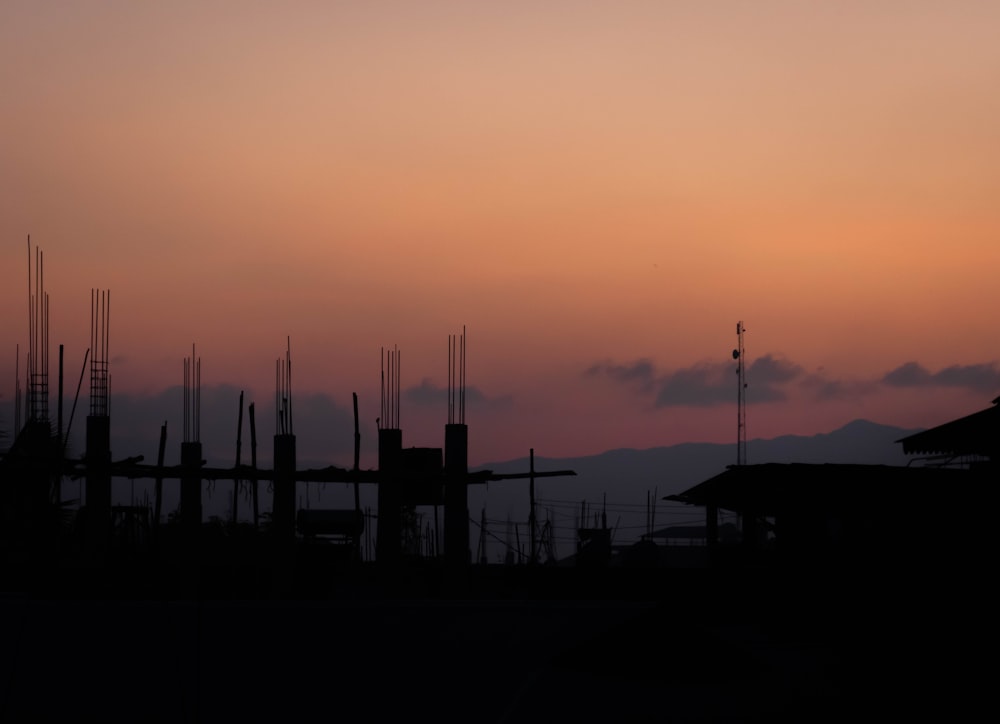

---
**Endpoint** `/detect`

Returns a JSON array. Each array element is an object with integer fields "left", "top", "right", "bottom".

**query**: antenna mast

[{"left": 733, "top": 321, "right": 747, "bottom": 465}]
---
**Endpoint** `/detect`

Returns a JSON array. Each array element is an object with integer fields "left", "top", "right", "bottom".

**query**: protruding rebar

[
  {"left": 273, "top": 339, "right": 295, "bottom": 436},
  {"left": 14, "top": 344, "right": 20, "bottom": 433},
  {"left": 182, "top": 344, "right": 201, "bottom": 443},
  {"left": 88, "top": 289, "right": 111, "bottom": 419},
  {"left": 286, "top": 336, "right": 293, "bottom": 436}
]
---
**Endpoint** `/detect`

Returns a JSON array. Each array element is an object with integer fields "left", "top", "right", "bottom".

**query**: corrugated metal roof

[
  {"left": 895, "top": 401, "right": 1000, "bottom": 456},
  {"left": 665, "top": 462, "right": 977, "bottom": 515}
]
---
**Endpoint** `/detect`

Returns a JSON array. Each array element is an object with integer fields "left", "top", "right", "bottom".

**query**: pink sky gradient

[{"left": 3, "top": 1, "right": 1000, "bottom": 466}]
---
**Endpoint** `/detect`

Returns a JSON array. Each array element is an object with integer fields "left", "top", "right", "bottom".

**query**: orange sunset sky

[{"left": 2, "top": 1, "right": 1000, "bottom": 468}]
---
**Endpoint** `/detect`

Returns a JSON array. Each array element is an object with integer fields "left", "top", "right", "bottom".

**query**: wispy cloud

[
  {"left": 584, "top": 359, "right": 656, "bottom": 392},
  {"left": 586, "top": 353, "right": 804, "bottom": 408},
  {"left": 588, "top": 353, "right": 1000, "bottom": 409},
  {"left": 882, "top": 361, "right": 1000, "bottom": 393},
  {"left": 652, "top": 362, "right": 734, "bottom": 407},
  {"left": 799, "top": 373, "right": 878, "bottom": 401},
  {"left": 750, "top": 355, "right": 803, "bottom": 385},
  {"left": 404, "top": 378, "right": 514, "bottom": 411}
]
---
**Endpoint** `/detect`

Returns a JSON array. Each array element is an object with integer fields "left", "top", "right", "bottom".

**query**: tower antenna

[{"left": 733, "top": 321, "right": 747, "bottom": 465}]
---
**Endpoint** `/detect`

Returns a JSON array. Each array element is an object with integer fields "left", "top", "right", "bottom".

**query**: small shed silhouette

[{"left": 668, "top": 462, "right": 988, "bottom": 570}]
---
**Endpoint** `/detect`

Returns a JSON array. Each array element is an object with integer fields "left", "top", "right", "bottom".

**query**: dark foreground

[{"left": 0, "top": 563, "right": 988, "bottom": 723}]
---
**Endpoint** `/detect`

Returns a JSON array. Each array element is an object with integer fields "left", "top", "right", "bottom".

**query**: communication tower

[{"left": 733, "top": 321, "right": 747, "bottom": 465}]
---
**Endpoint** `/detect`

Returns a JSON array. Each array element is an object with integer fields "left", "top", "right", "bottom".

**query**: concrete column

[
  {"left": 85, "top": 415, "right": 111, "bottom": 557},
  {"left": 376, "top": 428, "right": 402, "bottom": 563},
  {"left": 272, "top": 434, "right": 297, "bottom": 541},
  {"left": 444, "top": 423, "right": 469, "bottom": 567}
]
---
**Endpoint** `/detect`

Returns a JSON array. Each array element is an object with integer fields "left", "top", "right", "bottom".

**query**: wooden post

[
  {"left": 529, "top": 448, "right": 537, "bottom": 565},
  {"left": 250, "top": 402, "right": 259, "bottom": 529},
  {"left": 232, "top": 391, "right": 244, "bottom": 524},
  {"left": 478, "top": 508, "right": 488, "bottom": 565},
  {"left": 353, "top": 392, "right": 361, "bottom": 511},
  {"left": 154, "top": 422, "right": 167, "bottom": 532},
  {"left": 56, "top": 344, "right": 63, "bottom": 503}
]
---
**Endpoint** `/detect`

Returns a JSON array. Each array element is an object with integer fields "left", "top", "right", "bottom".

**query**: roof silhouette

[{"left": 895, "top": 398, "right": 1000, "bottom": 457}]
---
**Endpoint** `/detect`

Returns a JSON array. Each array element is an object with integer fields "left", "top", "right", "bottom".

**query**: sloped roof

[
  {"left": 665, "top": 462, "right": 974, "bottom": 516},
  {"left": 895, "top": 398, "right": 1000, "bottom": 457}
]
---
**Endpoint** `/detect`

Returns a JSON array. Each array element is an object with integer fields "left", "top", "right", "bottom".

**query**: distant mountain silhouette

[
  {"left": 467, "top": 420, "right": 924, "bottom": 554},
  {"left": 477, "top": 418, "right": 921, "bottom": 495}
]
